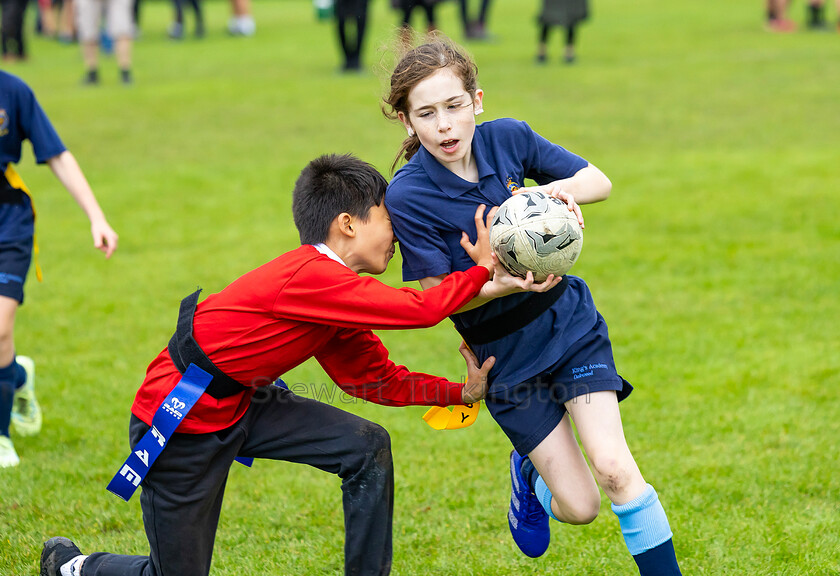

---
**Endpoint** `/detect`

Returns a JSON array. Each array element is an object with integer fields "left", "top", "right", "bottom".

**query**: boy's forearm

[
  {"left": 420, "top": 274, "right": 490, "bottom": 313},
  {"left": 320, "top": 331, "right": 467, "bottom": 407},
  {"left": 418, "top": 266, "right": 491, "bottom": 315},
  {"left": 47, "top": 151, "right": 107, "bottom": 223},
  {"left": 284, "top": 264, "right": 490, "bottom": 331},
  {"left": 339, "top": 373, "right": 465, "bottom": 407}
]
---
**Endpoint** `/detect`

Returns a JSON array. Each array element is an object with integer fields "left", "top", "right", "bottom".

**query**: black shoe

[
  {"left": 120, "top": 69, "right": 133, "bottom": 85},
  {"left": 40, "top": 537, "right": 83, "bottom": 576},
  {"left": 82, "top": 69, "right": 99, "bottom": 85},
  {"left": 343, "top": 55, "right": 362, "bottom": 73},
  {"left": 535, "top": 53, "right": 547, "bottom": 64}
]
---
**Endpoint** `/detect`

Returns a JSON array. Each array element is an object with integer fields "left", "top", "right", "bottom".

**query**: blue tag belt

[{"left": 106, "top": 363, "right": 255, "bottom": 502}]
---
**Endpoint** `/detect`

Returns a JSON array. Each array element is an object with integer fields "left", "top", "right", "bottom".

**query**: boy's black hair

[{"left": 292, "top": 154, "right": 388, "bottom": 245}]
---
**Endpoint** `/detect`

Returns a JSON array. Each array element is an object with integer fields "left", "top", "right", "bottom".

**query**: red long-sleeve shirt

[{"left": 131, "top": 245, "right": 489, "bottom": 433}]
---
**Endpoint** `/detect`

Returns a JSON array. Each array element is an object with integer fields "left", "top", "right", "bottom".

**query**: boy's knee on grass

[{"left": 343, "top": 421, "right": 392, "bottom": 478}]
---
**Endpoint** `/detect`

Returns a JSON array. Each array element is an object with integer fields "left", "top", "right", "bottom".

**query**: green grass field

[{"left": 1, "top": 0, "right": 839, "bottom": 573}]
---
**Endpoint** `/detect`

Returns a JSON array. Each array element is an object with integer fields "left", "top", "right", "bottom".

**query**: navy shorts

[
  {"left": 0, "top": 238, "right": 33, "bottom": 303},
  {"left": 485, "top": 313, "right": 633, "bottom": 456}
]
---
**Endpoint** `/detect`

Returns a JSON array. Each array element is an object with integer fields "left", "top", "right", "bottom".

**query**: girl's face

[{"left": 399, "top": 67, "right": 484, "bottom": 178}]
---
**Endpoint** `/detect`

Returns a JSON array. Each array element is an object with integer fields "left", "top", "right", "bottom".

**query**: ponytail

[{"left": 391, "top": 134, "right": 422, "bottom": 174}]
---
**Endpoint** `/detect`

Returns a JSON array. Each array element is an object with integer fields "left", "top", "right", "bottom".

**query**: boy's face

[
  {"left": 399, "top": 67, "right": 484, "bottom": 175},
  {"left": 349, "top": 203, "right": 397, "bottom": 275}
]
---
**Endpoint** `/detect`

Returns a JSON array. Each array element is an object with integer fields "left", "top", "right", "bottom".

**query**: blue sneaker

[{"left": 508, "top": 450, "right": 550, "bottom": 557}]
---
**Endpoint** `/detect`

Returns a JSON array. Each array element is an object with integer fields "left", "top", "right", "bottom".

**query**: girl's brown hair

[{"left": 382, "top": 38, "right": 479, "bottom": 174}]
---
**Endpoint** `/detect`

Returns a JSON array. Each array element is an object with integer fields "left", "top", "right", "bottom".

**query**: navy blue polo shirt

[
  {"left": 0, "top": 71, "right": 66, "bottom": 242},
  {"left": 386, "top": 118, "right": 601, "bottom": 390}
]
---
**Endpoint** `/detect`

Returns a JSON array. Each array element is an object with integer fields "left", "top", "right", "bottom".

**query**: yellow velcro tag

[
  {"left": 422, "top": 402, "right": 480, "bottom": 430},
  {"left": 3, "top": 165, "right": 42, "bottom": 282}
]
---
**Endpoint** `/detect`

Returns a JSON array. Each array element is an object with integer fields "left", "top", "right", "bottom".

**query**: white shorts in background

[{"left": 75, "top": 0, "right": 132, "bottom": 43}]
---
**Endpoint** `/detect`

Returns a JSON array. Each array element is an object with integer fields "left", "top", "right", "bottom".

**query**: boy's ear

[{"left": 335, "top": 212, "right": 356, "bottom": 238}]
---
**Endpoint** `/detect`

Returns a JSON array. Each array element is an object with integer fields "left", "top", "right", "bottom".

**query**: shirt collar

[
  {"left": 312, "top": 243, "right": 347, "bottom": 267},
  {"left": 417, "top": 125, "right": 497, "bottom": 198}
]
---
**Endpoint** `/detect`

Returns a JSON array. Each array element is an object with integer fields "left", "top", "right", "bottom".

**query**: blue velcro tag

[{"left": 107, "top": 364, "right": 253, "bottom": 501}]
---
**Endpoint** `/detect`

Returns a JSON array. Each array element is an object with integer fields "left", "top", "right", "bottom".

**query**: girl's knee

[
  {"left": 557, "top": 486, "right": 600, "bottom": 525},
  {"left": 562, "top": 503, "right": 599, "bottom": 525},
  {"left": 590, "top": 455, "right": 636, "bottom": 497}
]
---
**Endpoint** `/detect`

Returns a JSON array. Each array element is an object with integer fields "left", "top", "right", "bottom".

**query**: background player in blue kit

[
  {"left": 0, "top": 70, "right": 118, "bottom": 468},
  {"left": 382, "top": 39, "right": 683, "bottom": 575}
]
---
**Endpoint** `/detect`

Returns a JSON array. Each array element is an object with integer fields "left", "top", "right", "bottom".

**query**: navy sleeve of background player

[
  {"left": 16, "top": 80, "right": 66, "bottom": 164},
  {"left": 518, "top": 120, "right": 589, "bottom": 184},
  {"left": 385, "top": 187, "right": 453, "bottom": 282}
]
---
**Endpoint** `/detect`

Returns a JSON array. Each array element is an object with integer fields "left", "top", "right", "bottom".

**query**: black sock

[
  {"left": 519, "top": 455, "right": 539, "bottom": 493},
  {"left": 633, "top": 539, "right": 683, "bottom": 576}
]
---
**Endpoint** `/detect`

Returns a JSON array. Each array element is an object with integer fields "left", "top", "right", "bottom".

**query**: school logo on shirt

[
  {"left": 0, "top": 109, "right": 8, "bottom": 137},
  {"left": 505, "top": 176, "right": 520, "bottom": 194}
]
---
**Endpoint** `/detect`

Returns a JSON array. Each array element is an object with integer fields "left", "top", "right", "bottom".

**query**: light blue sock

[
  {"left": 534, "top": 475, "right": 560, "bottom": 521},
  {"left": 611, "top": 484, "right": 673, "bottom": 556}
]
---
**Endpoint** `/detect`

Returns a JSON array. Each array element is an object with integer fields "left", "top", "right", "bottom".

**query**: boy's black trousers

[{"left": 82, "top": 386, "right": 394, "bottom": 576}]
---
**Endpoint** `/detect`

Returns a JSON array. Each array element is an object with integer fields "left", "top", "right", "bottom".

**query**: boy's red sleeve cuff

[
  {"left": 465, "top": 265, "right": 490, "bottom": 289},
  {"left": 438, "top": 381, "right": 467, "bottom": 406}
]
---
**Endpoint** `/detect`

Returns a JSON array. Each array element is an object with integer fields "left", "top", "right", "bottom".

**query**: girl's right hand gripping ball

[{"left": 490, "top": 191, "right": 584, "bottom": 282}]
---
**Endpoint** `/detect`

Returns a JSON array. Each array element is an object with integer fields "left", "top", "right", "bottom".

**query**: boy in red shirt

[{"left": 41, "top": 153, "right": 557, "bottom": 576}]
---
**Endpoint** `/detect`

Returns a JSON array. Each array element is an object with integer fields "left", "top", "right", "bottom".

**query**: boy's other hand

[
  {"left": 460, "top": 341, "right": 495, "bottom": 403},
  {"left": 460, "top": 204, "right": 498, "bottom": 275},
  {"left": 478, "top": 256, "right": 564, "bottom": 300},
  {"left": 91, "top": 218, "right": 119, "bottom": 258}
]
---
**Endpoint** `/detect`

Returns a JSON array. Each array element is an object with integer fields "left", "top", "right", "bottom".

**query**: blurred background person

[
  {"left": 35, "top": 0, "right": 57, "bottom": 38},
  {"left": 335, "top": 0, "right": 368, "bottom": 72},
  {"left": 803, "top": 0, "right": 840, "bottom": 29},
  {"left": 766, "top": 0, "right": 796, "bottom": 31},
  {"left": 168, "top": 0, "right": 204, "bottom": 39},
  {"left": 1, "top": 0, "right": 28, "bottom": 61},
  {"left": 536, "top": 0, "right": 588, "bottom": 64},
  {"left": 396, "top": 0, "right": 438, "bottom": 45},
  {"left": 56, "top": 0, "right": 76, "bottom": 43},
  {"left": 460, "top": 0, "right": 492, "bottom": 39},
  {"left": 228, "top": 0, "right": 254, "bottom": 36},
  {"left": 131, "top": 0, "right": 141, "bottom": 37},
  {"left": 76, "top": 0, "right": 133, "bottom": 84}
]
